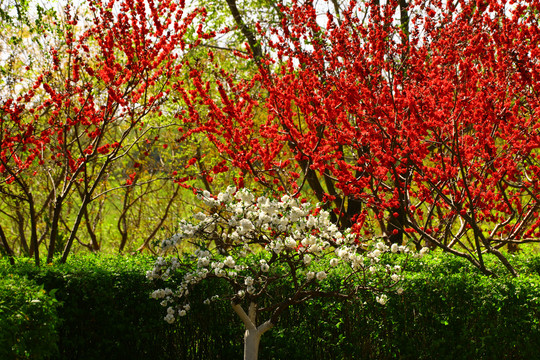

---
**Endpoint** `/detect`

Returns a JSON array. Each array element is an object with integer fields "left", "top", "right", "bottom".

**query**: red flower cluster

[{"left": 180, "top": 0, "right": 540, "bottom": 275}]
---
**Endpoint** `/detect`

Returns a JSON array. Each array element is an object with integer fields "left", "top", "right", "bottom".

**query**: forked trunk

[{"left": 232, "top": 302, "right": 274, "bottom": 360}]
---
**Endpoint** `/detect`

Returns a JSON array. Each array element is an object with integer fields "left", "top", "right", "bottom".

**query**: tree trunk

[
  {"left": 232, "top": 302, "right": 274, "bottom": 360},
  {"left": 0, "top": 224, "right": 15, "bottom": 265},
  {"left": 59, "top": 191, "right": 91, "bottom": 263},
  {"left": 243, "top": 328, "right": 263, "bottom": 360},
  {"left": 47, "top": 195, "right": 63, "bottom": 263},
  {"left": 224, "top": 0, "right": 263, "bottom": 62}
]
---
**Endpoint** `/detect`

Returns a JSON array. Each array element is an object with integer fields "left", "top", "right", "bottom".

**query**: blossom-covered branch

[{"left": 148, "top": 187, "right": 426, "bottom": 360}]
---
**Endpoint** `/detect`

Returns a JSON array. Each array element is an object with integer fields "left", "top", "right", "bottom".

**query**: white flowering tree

[{"left": 148, "top": 187, "right": 426, "bottom": 360}]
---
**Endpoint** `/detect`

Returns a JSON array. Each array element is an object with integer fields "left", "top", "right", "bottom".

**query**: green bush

[
  {"left": 0, "top": 255, "right": 243, "bottom": 360},
  {"left": 267, "top": 254, "right": 540, "bottom": 360},
  {"left": 2, "top": 252, "right": 540, "bottom": 359},
  {"left": 0, "top": 274, "right": 60, "bottom": 360}
]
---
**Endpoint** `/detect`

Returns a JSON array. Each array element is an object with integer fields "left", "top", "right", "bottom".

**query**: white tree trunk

[
  {"left": 243, "top": 327, "right": 262, "bottom": 360},
  {"left": 232, "top": 302, "right": 274, "bottom": 360}
]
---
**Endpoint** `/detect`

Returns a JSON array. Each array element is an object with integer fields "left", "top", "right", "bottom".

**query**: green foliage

[
  {"left": 2, "top": 253, "right": 540, "bottom": 359},
  {"left": 0, "top": 255, "right": 243, "bottom": 360},
  {"left": 0, "top": 273, "right": 60, "bottom": 360},
  {"left": 275, "top": 253, "right": 540, "bottom": 360},
  {"left": 385, "top": 272, "right": 540, "bottom": 359}
]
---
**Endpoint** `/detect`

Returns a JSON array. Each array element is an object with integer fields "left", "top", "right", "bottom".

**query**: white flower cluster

[
  {"left": 148, "top": 187, "right": 428, "bottom": 323},
  {"left": 376, "top": 294, "right": 388, "bottom": 305}
]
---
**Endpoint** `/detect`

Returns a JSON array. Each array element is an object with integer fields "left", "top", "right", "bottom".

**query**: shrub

[
  {"left": 0, "top": 274, "right": 60, "bottom": 360},
  {"left": 0, "top": 255, "right": 243, "bottom": 360},
  {"left": 2, "top": 253, "right": 540, "bottom": 359},
  {"left": 291, "top": 255, "right": 540, "bottom": 360}
]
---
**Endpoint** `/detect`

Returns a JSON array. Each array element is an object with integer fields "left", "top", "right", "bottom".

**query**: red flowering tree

[
  {"left": 180, "top": 0, "right": 540, "bottom": 276},
  {"left": 0, "top": 0, "right": 207, "bottom": 264}
]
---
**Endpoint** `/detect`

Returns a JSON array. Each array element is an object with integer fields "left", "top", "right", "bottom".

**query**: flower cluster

[{"left": 148, "top": 187, "right": 426, "bottom": 323}]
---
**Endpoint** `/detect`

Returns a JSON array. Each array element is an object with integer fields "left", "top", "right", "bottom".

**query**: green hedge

[
  {"left": 0, "top": 273, "right": 60, "bottom": 359},
  {"left": 277, "top": 253, "right": 540, "bottom": 360},
  {"left": 2, "top": 253, "right": 540, "bottom": 359},
  {"left": 0, "top": 255, "right": 244, "bottom": 360}
]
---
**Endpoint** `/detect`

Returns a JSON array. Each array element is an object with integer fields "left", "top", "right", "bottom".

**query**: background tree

[
  {"left": 0, "top": 0, "right": 277, "bottom": 261},
  {"left": 0, "top": 0, "right": 208, "bottom": 264},
  {"left": 179, "top": 0, "right": 540, "bottom": 276}
]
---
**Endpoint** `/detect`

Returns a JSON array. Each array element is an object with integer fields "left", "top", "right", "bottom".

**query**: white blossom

[
  {"left": 214, "top": 268, "right": 226, "bottom": 277},
  {"left": 301, "top": 235, "right": 316, "bottom": 247},
  {"left": 164, "top": 314, "right": 175, "bottom": 324},
  {"left": 217, "top": 186, "right": 235, "bottom": 203},
  {"left": 326, "top": 224, "right": 339, "bottom": 236},
  {"left": 272, "top": 240, "right": 284, "bottom": 254},
  {"left": 236, "top": 188, "right": 256, "bottom": 204},
  {"left": 198, "top": 257, "right": 210, "bottom": 268},
  {"left": 376, "top": 294, "right": 388, "bottom": 305},
  {"left": 237, "top": 219, "right": 255, "bottom": 235},
  {"left": 285, "top": 237, "right": 297, "bottom": 249},
  {"left": 309, "top": 244, "right": 322, "bottom": 254},
  {"left": 400, "top": 245, "right": 410, "bottom": 253},
  {"left": 316, "top": 271, "right": 327, "bottom": 281},
  {"left": 150, "top": 187, "right": 421, "bottom": 326},
  {"left": 306, "top": 215, "right": 317, "bottom": 228},
  {"left": 335, "top": 248, "right": 349, "bottom": 259},
  {"left": 146, "top": 270, "right": 159, "bottom": 280},
  {"left": 224, "top": 256, "right": 236, "bottom": 268},
  {"left": 289, "top": 207, "right": 306, "bottom": 222},
  {"left": 151, "top": 289, "right": 165, "bottom": 299}
]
